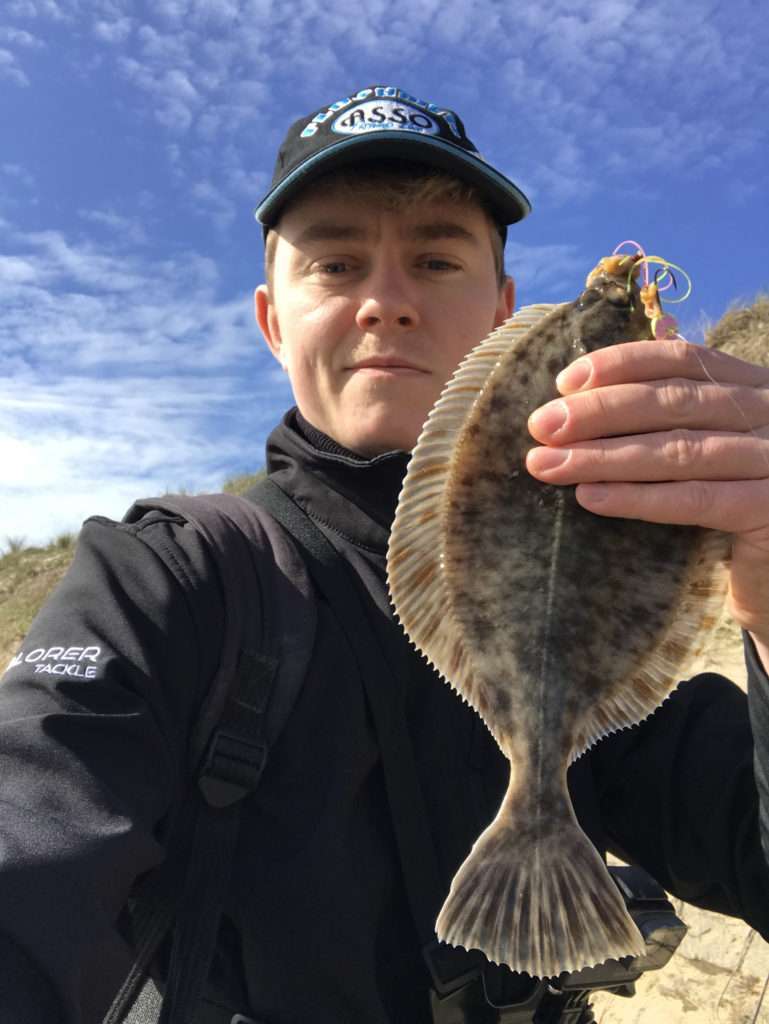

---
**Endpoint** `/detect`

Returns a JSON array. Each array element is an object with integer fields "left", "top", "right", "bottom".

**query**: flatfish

[{"left": 386, "top": 253, "right": 730, "bottom": 979}]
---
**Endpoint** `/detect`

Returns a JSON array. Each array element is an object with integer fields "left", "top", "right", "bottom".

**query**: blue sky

[{"left": 1, "top": 0, "right": 768, "bottom": 545}]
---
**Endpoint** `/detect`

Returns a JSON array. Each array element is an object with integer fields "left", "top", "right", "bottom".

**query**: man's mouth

[{"left": 349, "top": 356, "right": 428, "bottom": 373}]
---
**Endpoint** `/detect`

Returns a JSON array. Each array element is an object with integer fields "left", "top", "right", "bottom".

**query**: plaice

[{"left": 386, "top": 252, "right": 731, "bottom": 979}]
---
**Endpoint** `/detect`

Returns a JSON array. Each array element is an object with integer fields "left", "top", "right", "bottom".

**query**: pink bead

[{"left": 653, "top": 314, "right": 678, "bottom": 339}]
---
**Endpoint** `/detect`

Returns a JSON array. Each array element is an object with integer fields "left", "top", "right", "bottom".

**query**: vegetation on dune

[
  {"left": 223, "top": 470, "right": 266, "bottom": 494},
  {"left": 706, "top": 293, "right": 769, "bottom": 365},
  {"left": 0, "top": 533, "right": 79, "bottom": 670},
  {"left": 0, "top": 472, "right": 265, "bottom": 669}
]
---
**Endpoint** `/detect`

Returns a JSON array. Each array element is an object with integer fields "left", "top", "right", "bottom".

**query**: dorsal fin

[
  {"left": 568, "top": 527, "right": 730, "bottom": 760},
  {"left": 387, "top": 304, "right": 562, "bottom": 709}
]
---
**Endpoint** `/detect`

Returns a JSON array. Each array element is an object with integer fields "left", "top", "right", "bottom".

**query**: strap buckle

[{"left": 198, "top": 728, "right": 268, "bottom": 808}]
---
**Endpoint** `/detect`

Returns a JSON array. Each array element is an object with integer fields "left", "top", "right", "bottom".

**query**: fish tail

[{"left": 435, "top": 790, "right": 644, "bottom": 978}]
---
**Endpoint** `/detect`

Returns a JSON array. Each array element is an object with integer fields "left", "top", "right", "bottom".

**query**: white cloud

[
  {"left": 77, "top": 207, "right": 148, "bottom": 244},
  {"left": 0, "top": 47, "right": 30, "bottom": 86},
  {"left": 190, "top": 181, "right": 236, "bottom": 228},
  {"left": 93, "top": 17, "right": 133, "bottom": 43},
  {"left": 192, "top": 0, "right": 243, "bottom": 23},
  {"left": 725, "top": 180, "right": 759, "bottom": 206},
  {"left": 0, "top": 255, "right": 39, "bottom": 283},
  {"left": 5, "top": 0, "right": 67, "bottom": 17},
  {"left": 223, "top": 158, "right": 269, "bottom": 202},
  {"left": 2, "top": 163, "right": 36, "bottom": 188},
  {"left": 0, "top": 27, "right": 45, "bottom": 47},
  {"left": 505, "top": 241, "right": 583, "bottom": 302},
  {"left": 0, "top": 218, "right": 288, "bottom": 543}
]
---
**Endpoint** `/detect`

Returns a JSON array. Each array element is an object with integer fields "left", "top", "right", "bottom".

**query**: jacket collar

[{"left": 265, "top": 408, "right": 411, "bottom": 555}]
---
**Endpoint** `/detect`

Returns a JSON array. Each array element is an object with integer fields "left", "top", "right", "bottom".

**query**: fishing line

[
  {"left": 685, "top": 338, "right": 769, "bottom": 481},
  {"left": 609, "top": 240, "right": 769, "bottom": 488}
]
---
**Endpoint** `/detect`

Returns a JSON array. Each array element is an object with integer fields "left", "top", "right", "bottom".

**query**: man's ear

[
  {"left": 255, "top": 284, "right": 286, "bottom": 368},
  {"left": 495, "top": 276, "right": 515, "bottom": 326}
]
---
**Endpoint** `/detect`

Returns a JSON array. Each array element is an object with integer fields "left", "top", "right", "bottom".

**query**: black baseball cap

[{"left": 255, "top": 85, "right": 531, "bottom": 231}]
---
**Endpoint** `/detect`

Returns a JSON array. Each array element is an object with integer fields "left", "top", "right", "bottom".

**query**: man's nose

[{"left": 355, "top": 265, "right": 419, "bottom": 330}]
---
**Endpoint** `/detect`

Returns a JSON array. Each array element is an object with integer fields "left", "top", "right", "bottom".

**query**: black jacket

[{"left": 1, "top": 410, "right": 769, "bottom": 1023}]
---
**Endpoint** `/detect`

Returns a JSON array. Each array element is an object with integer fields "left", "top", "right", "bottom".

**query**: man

[{"left": 1, "top": 85, "right": 768, "bottom": 1023}]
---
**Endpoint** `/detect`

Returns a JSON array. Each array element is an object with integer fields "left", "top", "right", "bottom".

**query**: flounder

[{"left": 386, "top": 253, "right": 731, "bottom": 979}]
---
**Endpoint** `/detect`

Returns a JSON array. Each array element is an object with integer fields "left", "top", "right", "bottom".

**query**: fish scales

[
  {"left": 386, "top": 256, "right": 731, "bottom": 979},
  {"left": 445, "top": 310, "right": 706, "bottom": 750}
]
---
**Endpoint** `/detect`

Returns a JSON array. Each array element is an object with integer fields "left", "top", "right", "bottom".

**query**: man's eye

[
  {"left": 420, "top": 258, "right": 458, "bottom": 271},
  {"left": 318, "top": 261, "right": 350, "bottom": 274}
]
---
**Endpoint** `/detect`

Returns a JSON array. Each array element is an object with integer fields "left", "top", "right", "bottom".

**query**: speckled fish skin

[
  {"left": 444, "top": 275, "right": 691, "bottom": 756},
  {"left": 387, "top": 257, "right": 731, "bottom": 979}
]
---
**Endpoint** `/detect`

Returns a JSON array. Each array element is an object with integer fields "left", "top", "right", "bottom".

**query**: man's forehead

[{"left": 280, "top": 198, "right": 487, "bottom": 248}]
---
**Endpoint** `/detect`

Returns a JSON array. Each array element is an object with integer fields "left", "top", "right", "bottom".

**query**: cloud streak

[{"left": 1, "top": 216, "right": 286, "bottom": 543}]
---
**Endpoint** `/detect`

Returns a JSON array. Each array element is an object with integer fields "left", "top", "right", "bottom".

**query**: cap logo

[
  {"left": 299, "top": 87, "right": 463, "bottom": 140},
  {"left": 332, "top": 100, "right": 440, "bottom": 137}
]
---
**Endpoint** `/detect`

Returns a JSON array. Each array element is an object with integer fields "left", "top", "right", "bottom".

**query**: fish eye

[
  {"left": 579, "top": 284, "right": 632, "bottom": 310},
  {"left": 605, "top": 284, "right": 632, "bottom": 308},
  {"left": 578, "top": 288, "right": 603, "bottom": 309}
]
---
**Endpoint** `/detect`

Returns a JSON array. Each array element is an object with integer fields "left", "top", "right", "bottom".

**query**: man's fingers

[
  {"left": 526, "top": 429, "right": 769, "bottom": 484},
  {"left": 573, "top": 478, "right": 769, "bottom": 533},
  {"left": 555, "top": 338, "right": 769, "bottom": 394},
  {"left": 528, "top": 379, "right": 769, "bottom": 444}
]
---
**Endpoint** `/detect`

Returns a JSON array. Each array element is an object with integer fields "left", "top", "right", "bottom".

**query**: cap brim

[{"left": 254, "top": 132, "right": 531, "bottom": 228}]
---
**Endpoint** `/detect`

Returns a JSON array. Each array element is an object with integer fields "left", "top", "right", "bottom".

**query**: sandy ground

[{"left": 592, "top": 617, "right": 769, "bottom": 1023}]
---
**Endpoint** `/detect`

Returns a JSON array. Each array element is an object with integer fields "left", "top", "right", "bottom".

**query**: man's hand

[{"left": 525, "top": 337, "right": 769, "bottom": 658}]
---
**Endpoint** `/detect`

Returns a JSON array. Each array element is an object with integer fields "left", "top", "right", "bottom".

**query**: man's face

[{"left": 255, "top": 188, "right": 514, "bottom": 456}]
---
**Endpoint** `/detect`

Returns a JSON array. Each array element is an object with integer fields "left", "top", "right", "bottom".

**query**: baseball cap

[{"left": 255, "top": 85, "right": 531, "bottom": 230}]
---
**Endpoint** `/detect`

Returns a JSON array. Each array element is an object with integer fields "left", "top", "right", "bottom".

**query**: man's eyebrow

[
  {"left": 407, "top": 221, "right": 480, "bottom": 244},
  {"left": 294, "top": 223, "right": 368, "bottom": 245},
  {"left": 292, "top": 221, "right": 481, "bottom": 246}
]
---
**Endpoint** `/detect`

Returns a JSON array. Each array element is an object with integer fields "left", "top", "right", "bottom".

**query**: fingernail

[
  {"left": 529, "top": 400, "right": 568, "bottom": 437},
  {"left": 579, "top": 483, "right": 609, "bottom": 505},
  {"left": 556, "top": 358, "right": 592, "bottom": 392},
  {"left": 527, "top": 447, "right": 570, "bottom": 473}
]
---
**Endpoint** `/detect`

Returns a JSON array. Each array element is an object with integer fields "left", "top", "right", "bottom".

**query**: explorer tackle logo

[{"left": 5, "top": 644, "right": 102, "bottom": 679}]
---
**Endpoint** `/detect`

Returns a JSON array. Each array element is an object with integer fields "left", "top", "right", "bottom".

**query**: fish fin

[
  {"left": 436, "top": 798, "right": 644, "bottom": 979},
  {"left": 387, "top": 304, "right": 563, "bottom": 709},
  {"left": 570, "top": 529, "right": 731, "bottom": 760}
]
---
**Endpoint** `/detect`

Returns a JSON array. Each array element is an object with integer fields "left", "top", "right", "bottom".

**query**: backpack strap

[
  {"left": 107, "top": 479, "right": 447, "bottom": 1022},
  {"left": 248, "top": 477, "right": 446, "bottom": 949},
  {"left": 105, "top": 492, "right": 316, "bottom": 1024}
]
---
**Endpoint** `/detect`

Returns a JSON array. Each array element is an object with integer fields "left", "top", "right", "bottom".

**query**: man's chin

[
  {"left": 345, "top": 437, "right": 416, "bottom": 458},
  {"left": 300, "top": 404, "right": 425, "bottom": 457},
  {"left": 337, "top": 424, "right": 421, "bottom": 458}
]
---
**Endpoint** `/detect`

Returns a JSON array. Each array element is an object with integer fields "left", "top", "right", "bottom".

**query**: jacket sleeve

[
  {"left": 0, "top": 513, "right": 224, "bottom": 1023},
  {"left": 591, "top": 644, "right": 769, "bottom": 938},
  {"left": 747, "top": 635, "right": 769, "bottom": 869}
]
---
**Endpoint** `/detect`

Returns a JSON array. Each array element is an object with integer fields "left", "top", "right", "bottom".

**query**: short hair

[{"left": 263, "top": 159, "right": 508, "bottom": 293}]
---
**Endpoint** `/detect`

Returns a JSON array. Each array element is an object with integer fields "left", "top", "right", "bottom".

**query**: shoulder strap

[
  {"left": 126, "top": 492, "right": 317, "bottom": 784},
  {"left": 247, "top": 477, "right": 445, "bottom": 947},
  {"left": 107, "top": 491, "right": 316, "bottom": 1024}
]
